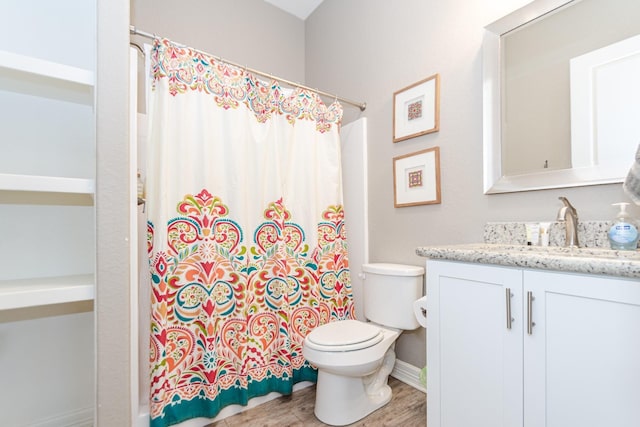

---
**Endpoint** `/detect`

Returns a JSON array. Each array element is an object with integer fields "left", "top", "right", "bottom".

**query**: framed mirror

[{"left": 483, "top": 0, "right": 640, "bottom": 194}]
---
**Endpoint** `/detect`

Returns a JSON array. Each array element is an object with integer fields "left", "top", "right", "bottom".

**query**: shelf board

[
  {"left": 0, "top": 173, "right": 95, "bottom": 194},
  {"left": 0, "top": 274, "right": 94, "bottom": 310},
  {"left": 0, "top": 49, "right": 94, "bottom": 87}
]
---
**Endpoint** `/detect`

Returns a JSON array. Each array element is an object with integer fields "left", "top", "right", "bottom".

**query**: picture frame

[
  {"left": 393, "top": 74, "right": 440, "bottom": 142},
  {"left": 393, "top": 146, "right": 441, "bottom": 207}
]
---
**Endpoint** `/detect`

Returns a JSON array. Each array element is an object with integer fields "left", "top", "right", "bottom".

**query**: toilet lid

[{"left": 306, "top": 319, "right": 384, "bottom": 351}]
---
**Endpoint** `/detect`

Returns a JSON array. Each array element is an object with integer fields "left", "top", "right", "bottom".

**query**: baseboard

[
  {"left": 137, "top": 407, "right": 150, "bottom": 427},
  {"left": 391, "top": 359, "right": 426, "bottom": 393},
  {"left": 29, "top": 407, "right": 93, "bottom": 427}
]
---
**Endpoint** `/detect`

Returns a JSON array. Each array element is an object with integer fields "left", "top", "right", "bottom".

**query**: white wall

[
  {"left": 0, "top": 304, "right": 94, "bottom": 426},
  {"left": 305, "top": 0, "right": 631, "bottom": 368}
]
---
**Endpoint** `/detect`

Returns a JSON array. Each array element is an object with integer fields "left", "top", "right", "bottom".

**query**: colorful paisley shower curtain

[{"left": 146, "top": 38, "right": 354, "bottom": 427}]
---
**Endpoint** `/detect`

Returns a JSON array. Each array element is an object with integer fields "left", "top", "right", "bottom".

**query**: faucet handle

[
  {"left": 558, "top": 196, "right": 578, "bottom": 215},
  {"left": 557, "top": 206, "right": 568, "bottom": 221}
]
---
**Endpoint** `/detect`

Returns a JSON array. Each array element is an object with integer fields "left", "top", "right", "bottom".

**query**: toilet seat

[{"left": 305, "top": 319, "right": 384, "bottom": 352}]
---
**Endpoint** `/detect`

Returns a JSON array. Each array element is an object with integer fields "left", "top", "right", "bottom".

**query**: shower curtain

[{"left": 146, "top": 38, "right": 354, "bottom": 427}]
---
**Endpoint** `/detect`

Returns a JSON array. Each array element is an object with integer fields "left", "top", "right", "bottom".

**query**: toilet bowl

[
  {"left": 303, "top": 319, "right": 400, "bottom": 426},
  {"left": 302, "top": 263, "right": 424, "bottom": 426}
]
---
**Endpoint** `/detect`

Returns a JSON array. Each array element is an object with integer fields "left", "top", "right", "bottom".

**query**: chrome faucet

[{"left": 557, "top": 196, "right": 579, "bottom": 247}]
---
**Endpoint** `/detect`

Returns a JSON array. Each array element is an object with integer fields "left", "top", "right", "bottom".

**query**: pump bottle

[{"left": 608, "top": 203, "right": 639, "bottom": 250}]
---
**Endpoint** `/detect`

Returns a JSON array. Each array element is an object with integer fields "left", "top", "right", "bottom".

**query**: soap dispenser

[{"left": 608, "top": 202, "right": 639, "bottom": 250}]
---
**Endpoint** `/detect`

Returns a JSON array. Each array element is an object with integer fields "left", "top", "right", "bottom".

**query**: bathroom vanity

[{"left": 417, "top": 244, "right": 640, "bottom": 427}]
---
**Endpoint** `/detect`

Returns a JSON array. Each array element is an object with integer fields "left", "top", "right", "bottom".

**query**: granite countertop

[{"left": 416, "top": 243, "right": 640, "bottom": 279}]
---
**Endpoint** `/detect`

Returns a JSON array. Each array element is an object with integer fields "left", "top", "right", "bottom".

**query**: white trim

[
  {"left": 29, "top": 407, "right": 93, "bottom": 427},
  {"left": 570, "top": 34, "right": 640, "bottom": 170},
  {"left": 129, "top": 46, "right": 141, "bottom": 427},
  {"left": 481, "top": 0, "right": 633, "bottom": 193},
  {"left": 136, "top": 407, "right": 149, "bottom": 427},
  {"left": 0, "top": 173, "right": 95, "bottom": 194},
  {"left": 391, "top": 359, "right": 426, "bottom": 393},
  {"left": 0, "top": 274, "right": 94, "bottom": 310},
  {"left": 340, "top": 118, "right": 368, "bottom": 321},
  {"left": 0, "top": 49, "right": 95, "bottom": 86}
]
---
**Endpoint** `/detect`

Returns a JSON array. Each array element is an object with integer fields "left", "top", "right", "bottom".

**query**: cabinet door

[
  {"left": 427, "top": 261, "right": 523, "bottom": 427},
  {"left": 524, "top": 271, "right": 640, "bottom": 427}
]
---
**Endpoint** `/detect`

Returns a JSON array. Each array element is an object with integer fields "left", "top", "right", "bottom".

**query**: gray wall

[
  {"left": 305, "top": 0, "right": 630, "bottom": 368},
  {"left": 131, "top": 0, "right": 305, "bottom": 83},
  {"left": 132, "top": 0, "right": 632, "bottom": 370}
]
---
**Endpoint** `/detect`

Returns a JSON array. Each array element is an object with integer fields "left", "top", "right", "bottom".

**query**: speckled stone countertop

[
  {"left": 483, "top": 221, "right": 612, "bottom": 248},
  {"left": 416, "top": 221, "right": 640, "bottom": 279}
]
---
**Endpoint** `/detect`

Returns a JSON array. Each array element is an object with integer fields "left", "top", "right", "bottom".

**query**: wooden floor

[{"left": 207, "top": 376, "right": 426, "bottom": 427}]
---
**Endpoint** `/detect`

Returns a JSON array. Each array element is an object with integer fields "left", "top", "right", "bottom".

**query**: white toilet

[{"left": 302, "top": 263, "right": 424, "bottom": 426}]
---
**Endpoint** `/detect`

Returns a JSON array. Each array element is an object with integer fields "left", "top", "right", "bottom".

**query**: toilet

[{"left": 302, "top": 263, "right": 424, "bottom": 426}]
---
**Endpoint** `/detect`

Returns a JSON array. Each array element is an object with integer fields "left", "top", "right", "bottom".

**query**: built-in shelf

[
  {"left": 0, "top": 274, "right": 94, "bottom": 310},
  {"left": 0, "top": 173, "right": 95, "bottom": 194},
  {"left": 0, "top": 49, "right": 95, "bottom": 87},
  {"left": 1, "top": 4, "right": 97, "bottom": 424}
]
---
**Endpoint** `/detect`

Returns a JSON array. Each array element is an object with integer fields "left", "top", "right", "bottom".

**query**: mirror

[{"left": 483, "top": 0, "right": 640, "bottom": 194}]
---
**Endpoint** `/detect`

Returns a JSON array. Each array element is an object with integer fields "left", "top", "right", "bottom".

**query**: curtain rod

[{"left": 129, "top": 25, "right": 366, "bottom": 111}]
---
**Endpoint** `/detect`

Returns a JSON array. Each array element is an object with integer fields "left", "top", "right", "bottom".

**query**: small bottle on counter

[
  {"left": 525, "top": 223, "right": 540, "bottom": 246},
  {"left": 608, "top": 202, "right": 639, "bottom": 250},
  {"left": 539, "top": 222, "right": 551, "bottom": 247}
]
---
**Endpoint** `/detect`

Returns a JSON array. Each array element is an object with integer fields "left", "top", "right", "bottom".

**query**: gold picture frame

[
  {"left": 393, "top": 74, "right": 440, "bottom": 142},
  {"left": 393, "top": 146, "right": 441, "bottom": 207}
]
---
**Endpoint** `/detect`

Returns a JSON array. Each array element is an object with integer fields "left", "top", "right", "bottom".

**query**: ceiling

[{"left": 264, "top": 0, "right": 324, "bottom": 20}]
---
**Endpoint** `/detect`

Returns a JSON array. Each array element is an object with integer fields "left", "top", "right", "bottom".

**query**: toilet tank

[{"left": 362, "top": 263, "right": 424, "bottom": 330}]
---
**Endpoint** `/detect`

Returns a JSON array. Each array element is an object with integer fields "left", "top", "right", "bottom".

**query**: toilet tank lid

[{"left": 362, "top": 263, "right": 424, "bottom": 276}]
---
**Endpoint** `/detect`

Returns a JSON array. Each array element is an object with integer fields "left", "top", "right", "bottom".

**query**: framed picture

[
  {"left": 393, "top": 147, "right": 441, "bottom": 207},
  {"left": 393, "top": 74, "right": 440, "bottom": 142}
]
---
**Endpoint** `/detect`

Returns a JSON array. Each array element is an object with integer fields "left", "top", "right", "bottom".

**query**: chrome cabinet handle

[
  {"left": 527, "top": 291, "right": 536, "bottom": 335},
  {"left": 505, "top": 288, "right": 513, "bottom": 329}
]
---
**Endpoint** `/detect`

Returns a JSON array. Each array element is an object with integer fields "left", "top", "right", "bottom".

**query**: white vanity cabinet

[
  {"left": 426, "top": 261, "right": 524, "bottom": 427},
  {"left": 524, "top": 269, "right": 640, "bottom": 427},
  {"left": 426, "top": 260, "right": 640, "bottom": 427}
]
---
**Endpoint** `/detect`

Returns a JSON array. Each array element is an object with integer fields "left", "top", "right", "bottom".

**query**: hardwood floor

[{"left": 206, "top": 377, "right": 426, "bottom": 427}]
